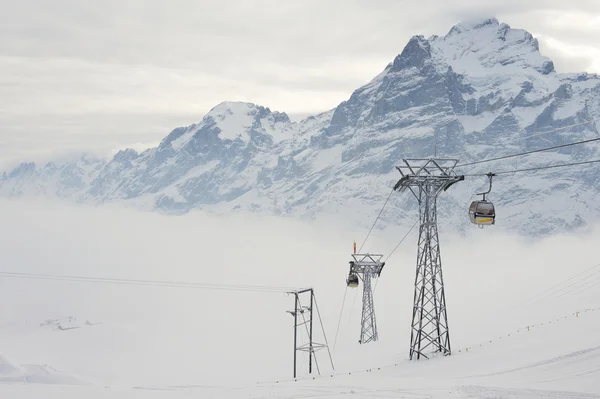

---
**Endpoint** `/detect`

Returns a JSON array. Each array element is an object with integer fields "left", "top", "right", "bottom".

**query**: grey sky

[{"left": 1, "top": 0, "right": 599, "bottom": 168}]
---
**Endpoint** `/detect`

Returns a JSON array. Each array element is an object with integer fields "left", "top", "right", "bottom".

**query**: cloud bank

[{"left": 1, "top": 1, "right": 598, "bottom": 167}]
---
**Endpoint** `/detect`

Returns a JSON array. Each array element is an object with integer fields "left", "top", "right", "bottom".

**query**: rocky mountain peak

[
  {"left": 430, "top": 17, "right": 554, "bottom": 76},
  {"left": 445, "top": 17, "right": 501, "bottom": 36},
  {"left": 391, "top": 35, "right": 433, "bottom": 71},
  {"left": 1, "top": 18, "right": 599, "bottom": 236}
]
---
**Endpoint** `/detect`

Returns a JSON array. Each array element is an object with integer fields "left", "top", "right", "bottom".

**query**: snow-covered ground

[{"left": 0, "top": 198, "right": 598, "bottom": 398}]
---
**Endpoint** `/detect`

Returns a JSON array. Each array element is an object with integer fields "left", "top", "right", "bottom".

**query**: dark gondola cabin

[
  {"left": 469, "top": 200, "right": 495, "bottom": 225},
  {"left": 347, "top": 274, "right": 359, "bottom": 288}
]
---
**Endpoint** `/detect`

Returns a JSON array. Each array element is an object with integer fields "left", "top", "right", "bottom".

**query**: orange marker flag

[{"left": 353, "top": 241, "right": 356, "bottom": 254}]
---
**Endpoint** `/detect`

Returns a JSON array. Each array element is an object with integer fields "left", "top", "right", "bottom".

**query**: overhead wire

[
  {"left": 343, "top": 288, "right": 360, "bottom": 336},
  {"left": 544, "top": 269, "right": 600, "bottom": 301},
  {"left": 553, "top": 277, "right": 600, "bottom": 301},
  {"left": 447, "top": 120, "right": 599, "bottom": 180},
  {"left": 0, "top": 271, "right": 301, "bottom": 293},
  {"left": 456, "top": 137, "right": 600, "bottom": 168},
  {"left": 384, "top": 219, "right": 420, "bottom": 263},
  {"left": 462, "top": 159, "right": 600, "bottom": 177},
  {"left": 371, "top": 218, "right": 420, "bottom": 295},
  {"left": 505, "top": 118, "right": 600, "bottom": 143},
  {"left": 560, "top": 279, "right": 600, "bottom": 299},
  {"left": 358, "top": 188, "right": 395, "bottom": 253},
  {"left": 504, "top": 263, "right": 600, "bottom": 312},
  {"left": 332, "top": 286, "right": 348, "bottom": 353},
  {"left": 312, "top": 294, "right": 335, "bottom": 371}
]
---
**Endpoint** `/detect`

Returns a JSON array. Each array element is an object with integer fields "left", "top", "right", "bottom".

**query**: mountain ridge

[{"left": 2, "top": 17, "right": 600, "bottom": 236}]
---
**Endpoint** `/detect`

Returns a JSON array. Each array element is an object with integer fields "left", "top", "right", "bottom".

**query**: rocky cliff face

[{"left": 2, "top": 18, "right": 600, "bottom": 236}]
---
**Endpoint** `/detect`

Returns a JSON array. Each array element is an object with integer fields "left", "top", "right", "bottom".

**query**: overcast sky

[{"left": 1, "top": 0, "right": 599, "bottom": 168}]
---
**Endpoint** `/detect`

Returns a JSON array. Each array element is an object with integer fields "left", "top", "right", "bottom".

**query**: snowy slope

[
  {"left": 0, "top": 200, "right": 599, "bottom": 398},
  {"left": 2, "top": 17, "right": 600, "bottom": 236}
]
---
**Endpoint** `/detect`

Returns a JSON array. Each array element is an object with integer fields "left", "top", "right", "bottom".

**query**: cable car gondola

[
  {"left": 346, "top": 273, "right": 359, "bottom": 288},
  {"left": 469, "top": 200, "right": 495, "bottom": 225},
  {"left": 469, "top": 172, "right": 496, "bottom": 227}
]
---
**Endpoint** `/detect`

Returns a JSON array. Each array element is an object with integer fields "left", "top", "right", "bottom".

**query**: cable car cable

[
  {"left": 312, "top": 295, "right": 336, "bottom": 371},
  {"left": 384, "top": 218, "right": 419, "bottom": 263},
  {"left": 462, "top": 158, "right": 600, "bottom": 177},
  {"left": 544, "top": 269, "right": 600, "bottom": 301},
  {"left": 558, "top": 279, "right": 600, "bottom": 300},
  {"left": 344, "top": 289, "right": 360, "bottom": 331},
  {"left": 553, "top": 275, "right": 600, "bottom": 301},
  {"left": 332, "top": 286, "right": 348, "bottom": 353},
  {"left": 358, "top": 188, "right": 395, "bottom": 253},
  {"left": 456, "top": 137, "right": 600, "bottom": 168},
  {"left": 503, "top": 263, "right": 600, "bottom": 311},
  {"left": 497, "top": 118, "right": 600, "bottom": 145},
  {"left": 371, "top": 219, "right": 419, "bottom": 297},
  {"left": 0, "top": 271, "right": 300, "bottom": 293}
]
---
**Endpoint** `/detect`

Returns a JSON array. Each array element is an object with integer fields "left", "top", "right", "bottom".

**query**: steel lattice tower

[
  {"left": 393, "top": 159, "right": 464, "bottom": 360},
  {"left": 349, "top": 254, "right": 385, "bottom": 344}
]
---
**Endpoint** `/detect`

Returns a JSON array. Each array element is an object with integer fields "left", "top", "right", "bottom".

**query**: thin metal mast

[
  {"left": 349, "top": 254, "right": 385, "bottom": 344},
  {"left": 309, "top": 291, "right": 314, "bottom": 374},
  {"left": 287, "top": 288, "right": 334, "bottom": 378},
  {"left": 393, "top": 158, "right": 464, "bottom": 360}
]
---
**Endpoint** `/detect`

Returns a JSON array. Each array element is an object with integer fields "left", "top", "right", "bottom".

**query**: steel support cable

[
  {"left": 553, "top": 276, "right": 600, "bottom": 301},
  {"left": 504, "top": 263, "right": 600, "bottom": 311},
  {"left": 312, "top": 294, "right": 335, "bottom": 371},
  {"left": 544, "top": 269, "right": 600, "bottom": 301},
  {"left": 455, "top": 118, "right": 600, "bottom": 155},
  {"left": 343, "top": 289, "right": 360, "bottom": 338},
  {"left": 456, "top": 137, "right": 600, "bottom": 168},
  {"left": 566, "top": 280, "right": 600, "bottom": 299},
  {"left": 0, "top": 271, "right": 300, "bottom": 293},
  {"left": 332, "top": 286, "right": 348, "bottom": 353},
  {"left": 461, "top": 159, "right": 600, "bottom": 177},
  {"left": 372, "top": 219, "right": 420, "bottom": 295},
  {"left": 384, "top": 219, "right": 420, "bottom": 263},
  {"left": 358, "top": 188, "right": 395, "bottom": 253},
  {"left": 507, "top": 118, "right": 600, "bottom": 143}
]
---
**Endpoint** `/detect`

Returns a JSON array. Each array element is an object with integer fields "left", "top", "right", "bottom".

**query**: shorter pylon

[{"left": 347, "top": 254, "right": 385, "bottom": 344}]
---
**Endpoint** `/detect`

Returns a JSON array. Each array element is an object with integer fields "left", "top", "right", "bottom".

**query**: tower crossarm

[
  {"left": 349, "top": 254, "right": 385, "bottom": 277},
  {"left": 393, "top": 159, "right": 464, "bottom": 200}
]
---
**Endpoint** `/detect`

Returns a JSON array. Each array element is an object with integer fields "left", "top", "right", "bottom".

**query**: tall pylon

[
  {"left": 393, "top": 159, "right": 464, "bottom": 360},
  {"left": 347, "top": 253, "right": 385, "bottom": 344}
]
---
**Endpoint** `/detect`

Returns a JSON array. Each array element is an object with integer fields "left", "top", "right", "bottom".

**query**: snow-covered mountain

[{"left": 2, "top": 17, "right": 600, "bottom": 235}]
